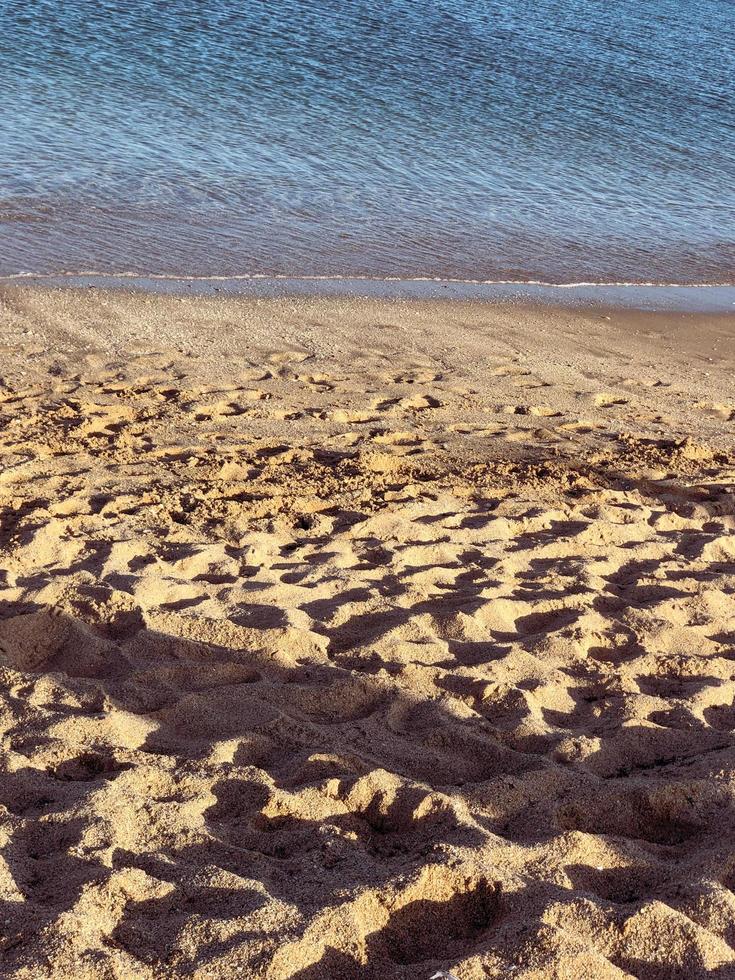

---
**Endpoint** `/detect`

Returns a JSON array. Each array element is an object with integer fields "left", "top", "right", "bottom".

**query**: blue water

[{"left": 1, "top": 0, "right": 733, "bottom": 283}]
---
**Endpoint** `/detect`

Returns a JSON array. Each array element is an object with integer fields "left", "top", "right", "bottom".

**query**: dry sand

[{"left": 0, "top": 285, "right": 734, "bottom": 979}]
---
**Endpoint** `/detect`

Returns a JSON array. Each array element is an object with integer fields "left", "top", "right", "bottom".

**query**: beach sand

[{"left": 0, "top": 285, "right": 734, "bottom": 979}]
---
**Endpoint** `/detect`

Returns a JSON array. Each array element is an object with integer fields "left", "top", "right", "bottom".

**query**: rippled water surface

[{"left": 1, "top": 0, "right": 733, "bottom": 281}]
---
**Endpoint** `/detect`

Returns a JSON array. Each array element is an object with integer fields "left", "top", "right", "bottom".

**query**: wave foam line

[{"left": 1, "top": 270, "right": 734, "bottom": 289}]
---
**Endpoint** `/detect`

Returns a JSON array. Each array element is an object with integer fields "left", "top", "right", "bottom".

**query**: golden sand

[{"left": 0, "top": 286, "right": 734, "bottom": 978}]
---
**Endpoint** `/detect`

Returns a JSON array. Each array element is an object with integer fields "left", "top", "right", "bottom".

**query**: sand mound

[{"left": 0, "top": 287, "right": 734, "bottom": 978}]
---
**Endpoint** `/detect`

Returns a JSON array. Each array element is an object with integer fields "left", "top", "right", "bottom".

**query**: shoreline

[{"left": 3, "top": 271, "right": 735, "bottom": 313}]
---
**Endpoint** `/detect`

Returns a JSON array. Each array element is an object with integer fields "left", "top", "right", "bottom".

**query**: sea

[{"left": 1, "top": 0, "right": 733, "bottom": 286}]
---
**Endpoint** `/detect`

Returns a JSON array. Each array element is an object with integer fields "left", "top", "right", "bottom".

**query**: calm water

[{"left": 1, "top": 0, "right": 734, "bottom": 283}]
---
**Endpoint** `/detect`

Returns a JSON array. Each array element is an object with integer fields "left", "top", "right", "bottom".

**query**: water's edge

[{"left": 3, "top": 272, "right": 735, "bottom": 314}]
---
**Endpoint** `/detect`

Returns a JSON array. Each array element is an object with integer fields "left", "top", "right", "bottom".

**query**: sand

[{"left": 0, "top": 285, "right": 734, "bottom": 979}]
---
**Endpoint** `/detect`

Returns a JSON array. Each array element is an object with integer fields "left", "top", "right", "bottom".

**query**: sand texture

[{"left": 0, "top": 287, "right": 734, "bottom": 979}]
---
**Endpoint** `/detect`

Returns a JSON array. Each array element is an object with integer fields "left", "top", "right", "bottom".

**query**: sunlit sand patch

[{"left": 0, "top": 287, "right": 733, "bottom": 978}]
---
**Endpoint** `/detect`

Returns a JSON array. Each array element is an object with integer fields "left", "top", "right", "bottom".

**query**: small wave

[{"left": 1, "top": 269, "right": 734, "bottom": 289}]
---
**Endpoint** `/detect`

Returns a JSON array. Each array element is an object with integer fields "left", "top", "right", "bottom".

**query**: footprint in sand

[
  {"left": 695, "top": 401, "right": 734, "bottom": 420},
  {"left": 399, "top": 394, "right": 442, "bottom": 411},
  {"left": 241, "top": 367, "right": 273, "bottom": 382},
  {"left": 370, "top": 430, "right": 424, "bottom": 447},
  {"left": 389, "top": 369, "right": 443, "bottom": 384},
  {"left": 593, "top": 393, "right": 630, "bottom": 408},
  {"left": 512, "top": 377, "right": 551, "bottom": 390},
  {"left": 266, "top": 350, "right": 312, "bottom": 366},
  {"left": 447, "top": 422, "right": 504, "bottom": 436},
  {"left": 187, "top": 400, "right": 250, "bottom": 421},
  {"left": 621, "top": 376, "right": 671, "bottom": 389},
  {"left": 0, "top": 605, "right": 70, "bottom": 671},
  {"left": 490, "top": 361, "right": 530, "bottom": 378},
  {"left": 296, "top": 373, "right": 336, "bottom": 391},
  {"left": 184, "top": 388, "right": 269, "bottom": 421},
  {"left": 331, "top": 408, "right": 381, "bottom": 424},
  {"left": 371, "top": 396, "right": 402, "bottom": 411},
  {"left": 501, "top": 404, "right": 561, "bottom": 417},
  {"left": 78, "top": 402, "right": 138, "bottom": 437},
  {"left": 369, "top": 394, "right": 441, "bottom": 413}
]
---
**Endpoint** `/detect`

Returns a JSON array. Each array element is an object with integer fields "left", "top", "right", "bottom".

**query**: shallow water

[
  {"left": 7, "top": 274, "right": 733, "bottom": 314},
  {"left": 1, "top": 0, "right": 734, "bottom": 282}
]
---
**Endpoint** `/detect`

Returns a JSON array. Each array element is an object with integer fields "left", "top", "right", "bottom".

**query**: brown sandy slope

[{"left": 0, "top": 286, "right": 734, "bottom": 979}]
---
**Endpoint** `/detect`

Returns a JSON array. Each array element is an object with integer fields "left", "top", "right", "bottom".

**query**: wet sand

[{"left": 0, "top": 286, "right": 734, "bottom": 978}]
